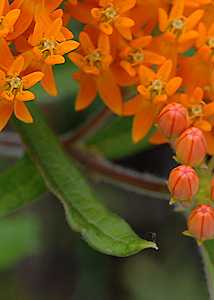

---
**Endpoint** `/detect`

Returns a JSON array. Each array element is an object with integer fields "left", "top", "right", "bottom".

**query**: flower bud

[
  {"left": 168, "top": 165, "right": 199, "bottom": 203},
  {"left": 176, "top": 127, "right": 207, "bottom": 167},
  {"left": 211, "top": 177, "right": 214, "bottom": 202},
  {"left": 186, "top": 204, "right": 214, "bottom": 244},
  {"left": 157, "top": 103, "right": 189, "bottom": 138}
]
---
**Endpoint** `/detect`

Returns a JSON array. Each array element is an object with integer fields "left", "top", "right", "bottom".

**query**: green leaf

[
  {"left": 0, "top": 153, "right": 47, "bottom": 216},
  {"left": 201, "top": 241, "right": 214, "bottom": 298},
  {"left": 85, "top": 115, "right": 155, "bottom": 160},
  {"left": 0, "top": 214, "right": 41, "bottom": 271},
  {"left": 11, "top": 102, "right": 157, "bottom": 256}
]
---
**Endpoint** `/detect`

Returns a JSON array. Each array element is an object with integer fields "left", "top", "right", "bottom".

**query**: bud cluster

[{"left": 156, "top": 103, "right": 214, "bottom": 244}]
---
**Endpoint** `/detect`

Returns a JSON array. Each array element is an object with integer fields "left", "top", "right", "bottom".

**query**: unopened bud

[
  {"left": 168, "top": 165, "right": 199, "bottom": 204},
  {"left": 157, "top": 103, "right": 189, "bottom": 138},
  {"left": 176, "top": 127, "right": 207, "bottom": 167},
  {"left": 184, "top": 204, "right": 214, "bottom": 244}
]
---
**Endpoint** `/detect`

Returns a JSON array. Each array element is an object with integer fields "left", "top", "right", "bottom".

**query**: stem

[
  {"left": 200, "top": 244, "right": 214, "bottom": 300},
  {"left": 207, "top": 155, "right": 214, "bottom": 178},
  {"left": 0, "top": 132, "right": 169, "bottom": 197},
  {"left": 68, "top": 147, "right": 169, "bottom": 197},
  {"left": 62, "top": 106, "right": 112, "bottom": 147}
]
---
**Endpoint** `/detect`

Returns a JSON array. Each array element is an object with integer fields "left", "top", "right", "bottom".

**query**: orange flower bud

[
  {"left": 211, "top": 177, "right": 214, "bottom": 202},
  {"left": 157, "top": 103, "right": 189, "bottom": 138},
  {"left": 176, "top": 127, "right": 207, "bottom": 167},
  {"left": 168, "top": 165, "right": 199, "bottom": 203},
  {"left": 187, "top": 204, "right": 214, "bottom": 243}
]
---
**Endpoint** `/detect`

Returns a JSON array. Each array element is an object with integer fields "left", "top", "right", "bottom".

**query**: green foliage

[
  {"left": 0, "top": 153, "right": 47, "bottom": 216},
  {"left": 86, "top": 115, "right": 154, "bottom": 160},
  {"left": 0, "top": 214, "right": 41, "bottom": 271},
  {"left": 11, "top": 102, "right": 157, "bottom": 256}
]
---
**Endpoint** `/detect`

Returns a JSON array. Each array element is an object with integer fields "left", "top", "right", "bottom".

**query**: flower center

[
  {"left": 125, "top": 49, "right": 144, "bottom": 65},
  {"left": 206, "top": 37, "right": 214, "bottom": 50},
  {"left": 3, "top": 76, "right": 23, "bottom": 97},
  {"left": 167, "top": 17, "right": 186, "bottom": 39},
  {"left": 38, "top": 38, "right": 57, "bottom": 60},
  {"left": 98, "top": 4, "right": 119, "bottom": 24},
  {"left": 85, "top": 49, "right": 104, "bottom": 70},
  {"left": 148, "top": 79, "right": 166, "bottom": 99}
]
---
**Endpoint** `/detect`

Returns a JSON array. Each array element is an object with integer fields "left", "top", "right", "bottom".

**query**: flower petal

[
  {"left": 29, "top": 22, "right": 44, "bottom": 46},
  {"left": 22, "top": 71, "right": 44, "bottom": 89},
  {"left": 169, "top": 0, "right": 184, "bottom": 19},
  {"left": 132, "top": 102, "right": 155, "bottom": 143},
  {"left": 14, "top": 101, "right": 33, "bottom": 123},
  {"left": 75, "top": 74, "right": 97, "bottom": 110},
  {"left": 166, "top": 77, "right": 182, "bottom": 96},
  {"left": 41, "top": 64, "right": 57, "bottom": 96},
  {"left": 0, "top": 100, "right": 13, "bottom": 131},
  {"left": 97, "top": 71, "right": 123, "bottom": 115},
  {"left": 8, "top": 56, "right": 24, "bottom": 76},
  {"left": 44, "top": 18, "right": 62, "bottom": 39},
  {"left": 149, "top": 130, "right": 167, "bottom": 145},
  {"left": 122, "top": 95, "right": 142, "bottom": 116},
  {"left": 15, "top": 91, "right": 35, "bottom": 101},
  {"left": 157, "top": 60, "right": 172, "bottom": 81}
]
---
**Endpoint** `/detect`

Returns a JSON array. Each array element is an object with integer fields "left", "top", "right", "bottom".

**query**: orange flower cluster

[
  {"left": 2, "top": 0, "right": 214, "bottom": 243},
  {"left": 0, "top": 0, "right": 79, "bottom": 130},
  {"left": 65, "top": 0, "right": 214, "bottom": 243}
]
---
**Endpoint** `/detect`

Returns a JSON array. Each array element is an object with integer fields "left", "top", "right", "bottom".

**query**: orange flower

[
  {"left": 0, "top": 55, "right": 44, "bottom": 130},
  {"left": 68, "top": 31, "right": 123, "bottom": 114},
  {"left": 122, "top": 60, "right": 182, "bottom": 142},
  {"left": 118, "top": 35, "right": 166, "bottom": 77},
  {"left": 9, "top": 0, "right": 64, "bottom": 40},
  {"left": 179, "top": 87, "right": 214, "bottom": 132},
  {"left": 0, "top": 0, "right": 20, "bottom": 40},
  {"left": 91, "top": 0, "right": 136, "bottom": 40},
  {"left": 159, "top": 0, "right": 203, "bottom": 46},
  {"left": 17, "top": 18, "right": 79, "bottom": 96}
]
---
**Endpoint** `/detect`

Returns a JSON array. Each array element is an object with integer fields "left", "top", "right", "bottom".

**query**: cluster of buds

[{"left": 157, "top": 102, "right": 214, "bottom": 244}]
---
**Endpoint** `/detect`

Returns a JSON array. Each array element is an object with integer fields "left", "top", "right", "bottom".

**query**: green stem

[
  {"left": 206, "top": 155, "right": 214, "bottom": 178},
  {"left": 200, "top": 243, "right": 214, "bottom": 300}
]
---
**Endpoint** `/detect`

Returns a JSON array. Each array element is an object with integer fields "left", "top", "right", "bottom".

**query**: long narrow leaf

[{"left": 11, "top": 102, "right": 157, "bottom": 256}]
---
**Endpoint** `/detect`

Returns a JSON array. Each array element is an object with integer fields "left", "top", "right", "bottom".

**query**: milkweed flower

[
  {"left": 184, "top": 204, "right": 214, "bottom": 244},
  {"left": 0, "top": 55, "right": 44, "bottom": 130},
  {"left": 167, "top": 165, "right": 199, "bottom": 204},
  {"left": 68, "top": 31, "right": 123, "bottom": 114},
  {"left": 17, "top": 18, "right": 79, "bottom": 96},
  {"left": 122, "top": 60, "right": 182, "bottom": 143},
  {"left": 179, "top": 87, "right": 214, "bottom": 132},
  {"left": 0, "top": 0, "right": 20, "bottom": 40},
  {"left": 118, "top": 35, "right": 166, "bottom": 77}
]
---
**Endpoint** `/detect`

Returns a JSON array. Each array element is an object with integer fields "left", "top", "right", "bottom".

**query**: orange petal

[
  {"left": 8, "top": 56, "right": 24, "bottom": 76},
  {"left": 120, "top": 60, "right": 136, "bottom": 76},
  {"left": 45, "top": 55, "right": 65, "bottom": 65},
  {"left": 116, "top": 0, "right": 136, "bottom": 13},
  {"left": 57, "top": 40, "right": 80, "bottom": 55},
  {"left": 130, "top": 35, "right": 152, "bottom": 48},
  {"left": 144, "top": 50, "right": 166, "bottom": 65},
  {"left": 192, "top": 86, "right": 203, "bottom": 104},
  {"left": 185, "top": 9, "right": 204, "bottom": 31},
  {"left": 75, "top": 74, "right": 97, "bottom": 110},
  {"left": 44, "top": 18, "right": 62, "bottom": 39},
  {"left": 138, "top": 65, "right": 155, "bottom": 85},
  {"left": 203, "top": 101, "right": 214, "bottom": 118},
  {"left": 97, "top": 71, "right": 122, "bottom": 115},
  {"left": 204, "top": 132, "right": 214, "bottom": 155},
  {"left": 41, "top": 64, "right": 57, "bottom": 96},
  {"left": 111, "top": 63, "right": 138, "bottom": 86},
  {"left": 114, "top": 17, "right": 135, "bottom": 28},
  {"left": 79, "top": 31, "right": 94, "bottom": 53},
  {"left": 99, "top": 22, "right": 113, "bottom": 35},
  {"left": 195, "top": 22, "right": 206, "bottom": 49},
  {"left": 4, "top": 9, "right": 21, "bottom": 29},
  {"left": 194, "top": 119, "right": 211, "bottom": 131},
  {"left": 15, "top": 91, "right": 35, "bottom": 101},
  {"left": 14, "top": 101, "right": 33, "bottom": 123},
  {"left": 29, "top": 22, "right": 44, "bottom": 46},
  {"left": 98, "top": 33, "right": 110, "bottom": 54},
  {"left": 166, "top": 77, "right": 182, "bottom": 96},
  {"left": 157, "top": 60, "right": 172, "bottom": 81},
  {"left": 0, "top": 38, "right": 14, "bottom": 71},
  {"left": 149, "top": 129, "right": 167, "bottom": 145},
  {"left": 0, "top": 100, "right": 13, "bottom": 131},
  {"left": 158, "top": 8, "right": 168, "bottom": 32},
  {"left": 132, "top": 102, "right": 155, "bottom": 143},
  {"left": 116, "top": 27, "right": 132, "bottom": 41},
  {"left": 22, "top": 72, "right": 44, "bottom": 89},
  {"left": 60, "top": 26, "right": 74, "bottom": 40},
  {"left": 68, "top": 52, "right": 85, "bottom": 69},
  {"left": 122, "top": 95, "right": 142, "bottom": 116},
  {"left": 178, "top": 30, "right": 198, "bottom": 43},
  {"left": 169, "top": 0, "right": 184, "bottom": 19}
]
